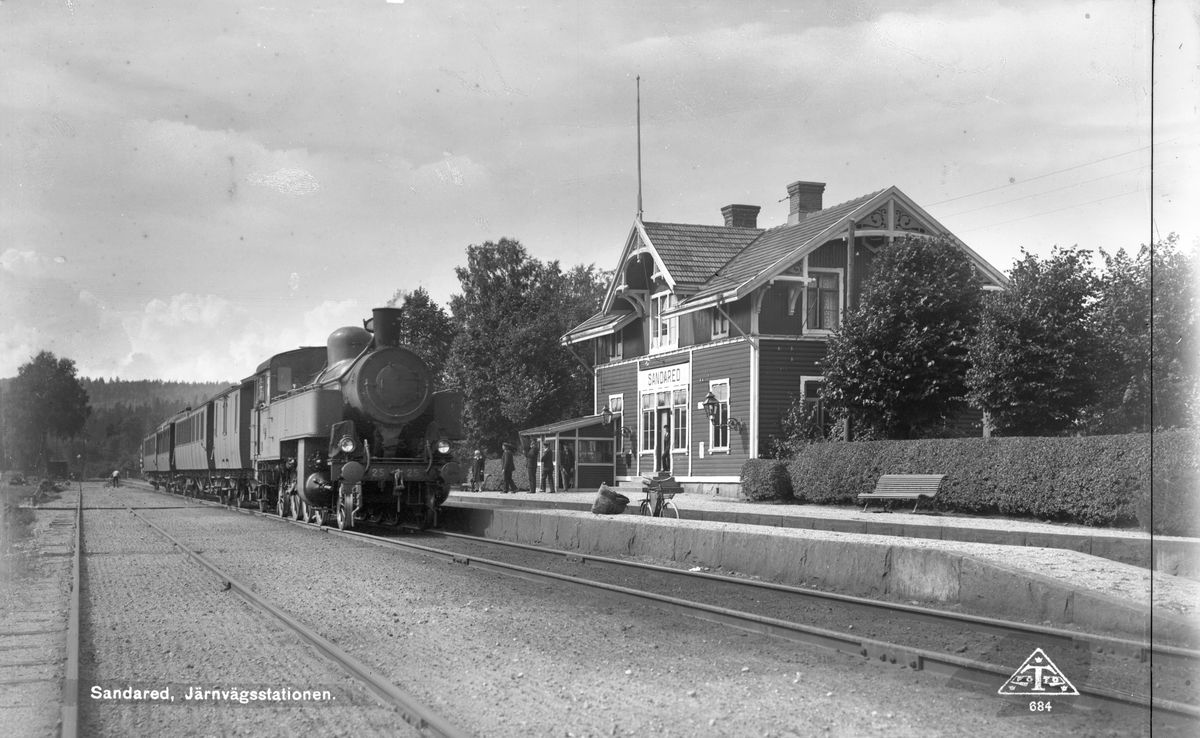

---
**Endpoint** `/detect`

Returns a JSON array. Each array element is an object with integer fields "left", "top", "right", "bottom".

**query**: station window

[
  {"left": 650, "top": 293, "right": 678, "bottom": 351},
  {"left": 640, "top": 392, "right": 655, "bottom": 454},
  {"left": 672, "top": 389, "right": 688, "bottom": 451},
  {"left": 608, "top": 394, "right": 626, "bottom": 453},
  {"left": 711, "top": 307, "right": 729, "bottom": 339},
  {"left": 805, "top": 271, "right": 842, "bottom": 331},
  {"left": 709, "top": 380, "right": 730, "bottom": 451}
]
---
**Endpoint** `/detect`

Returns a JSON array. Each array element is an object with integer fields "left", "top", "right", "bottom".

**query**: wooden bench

[{"left": 857, "top": 474, "right": 944, "bottom": 513}]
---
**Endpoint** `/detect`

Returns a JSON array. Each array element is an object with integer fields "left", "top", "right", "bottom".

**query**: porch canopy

[{"left": 520, "top": 414, "right": 616, "bottom": 491}]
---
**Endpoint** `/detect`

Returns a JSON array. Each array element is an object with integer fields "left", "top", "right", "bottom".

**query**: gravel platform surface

[
  {"left": 0, "top": 482, "right": 77, "bottom": 738},
  {"left": 77, "top": 484, "right": 420, "bottom": 738},
  {"left": 104, "top": 484, "right": 1184, "bottom": 737}
]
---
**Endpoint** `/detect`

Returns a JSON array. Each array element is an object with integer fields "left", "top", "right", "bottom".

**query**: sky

[{"left": 1, "top": 0, "right": 1196, "bottom": 382}]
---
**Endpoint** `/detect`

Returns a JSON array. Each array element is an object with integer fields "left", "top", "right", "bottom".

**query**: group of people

[{"left": 468, "top": 440, "right": 574, "bottom": 494}]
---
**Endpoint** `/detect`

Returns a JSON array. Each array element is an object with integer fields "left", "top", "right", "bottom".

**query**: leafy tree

[
  {"left": 822, "top": 235, "right": 982, "bottom": 439},
  {"left": 1090, "top": 233, "right": 1197, "bottom": 432},
  {"left": 446, "top": 238, "right": 607, "bottom": 452},
  {"left": 966, "top": 246, "right": 1100, "bottom": 436},
  {"left": 5, "top": 351, "right": 92, "bottom": 469},
  {"left": 385, "top": 287, "right": 457, "bottom": 388}
]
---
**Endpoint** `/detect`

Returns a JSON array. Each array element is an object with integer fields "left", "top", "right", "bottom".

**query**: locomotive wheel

[
  {"left": 312, "top": 507, "right": 326, "bottom": 528},
  {"left": 336, "top": 501, "right": 349, "bottom": 531},
  {"left": 290, "top": 494, "right": 303, "bottom": 521},
  {"left": 382, "top": 510, "right": 399, "bottom": 527},
  {"left": 258, "top": 497, "right": 266, "bottom": 513},
  {"left": 276, "top": 491, "right": 287, "bottom": 517}
]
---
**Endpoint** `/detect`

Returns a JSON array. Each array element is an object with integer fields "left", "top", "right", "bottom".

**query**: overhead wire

[{"left": 924, "top": 132, "right": 1196, "bottom": 207}]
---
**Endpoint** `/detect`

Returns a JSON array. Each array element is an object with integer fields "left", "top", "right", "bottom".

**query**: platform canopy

[{"left": 520, "top": 414, "right": 610, "bottom": 437}]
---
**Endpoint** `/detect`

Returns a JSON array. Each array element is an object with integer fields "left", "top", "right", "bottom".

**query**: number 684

[{"left": 1029, "top": 701, "right": 1053, "bottom": 712}]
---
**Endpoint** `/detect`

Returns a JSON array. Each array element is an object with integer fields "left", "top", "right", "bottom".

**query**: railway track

[
  {"left": 56, "top": 485, "right": 472, "bottom": 738},
  {"left": 143, "top": 481, "right": 1199, "bottom": 727}
]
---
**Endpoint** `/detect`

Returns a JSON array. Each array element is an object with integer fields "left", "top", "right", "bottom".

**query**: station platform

[{"left": 442, "top": 489, "right": 1200, "bottom": 644}]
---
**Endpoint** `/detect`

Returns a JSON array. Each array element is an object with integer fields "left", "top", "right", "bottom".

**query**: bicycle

[{"left": 638, "top": 475, "right": 681, "bottom": 519}]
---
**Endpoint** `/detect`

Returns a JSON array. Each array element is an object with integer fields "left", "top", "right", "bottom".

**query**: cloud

[{"left": 1, "top": 249, "right": 58, "bottom": 279}]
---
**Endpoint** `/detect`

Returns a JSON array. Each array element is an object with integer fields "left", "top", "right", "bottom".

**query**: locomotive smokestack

[{"left": 371, "top": 307, "right": 404, "bottom": 348}]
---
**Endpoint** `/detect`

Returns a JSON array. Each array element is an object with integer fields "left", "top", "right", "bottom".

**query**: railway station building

[{"left": 529, "top": 180, "right": 1007, "bottom": 495}]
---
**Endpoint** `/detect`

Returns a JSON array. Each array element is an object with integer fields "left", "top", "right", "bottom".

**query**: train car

[
  {"left": 209, "top": 379, "right": 256, "bottom": 505},
  {"left": 173, "top": 404, "right": 211, "bottom": 488},
  {"left": 140, "top": 306, "right": 466, "bottom": 530},
  {"left": 142, "top": 414, "right": 181, "bottom": 488}
]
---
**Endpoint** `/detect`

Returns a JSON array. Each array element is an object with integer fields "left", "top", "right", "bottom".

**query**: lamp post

[{"left": 702, "top": 390, "right": 742, "bottom": 430}]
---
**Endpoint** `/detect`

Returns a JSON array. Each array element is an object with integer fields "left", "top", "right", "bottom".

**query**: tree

[
  {"left": 6, "top": 351, "right": 92, "bottom": 469},
  {"left": 385, "top": 287, "right": 457, "bottom": 388},
  {"left": 446, "top": 238, "right": 607, "bottom": 452},
  {"left": 1090, "top": 233, "right": 1197, "bottom": 432},
  {"left": 822, "top": 235, "right": 982, "bottom": 439},
  {"left": 966, "top": 246, "right": 1100, "bottom": 436}
]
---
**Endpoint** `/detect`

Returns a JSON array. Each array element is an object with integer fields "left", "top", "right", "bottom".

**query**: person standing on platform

[
  {"left": 540, "top": 441, "right": 556, "bottom": 494},
  {"left": 501, "top": 443, "right": 517, "bottom": 493},
  {"left": 524, "top": 440, "right": 538, "bottom": 493},
  {"left": 470, "top": 450, "right": 485, "bottom": 492},
  {"left": 559, "top": 442, "right": 574, "bottom": 491}
]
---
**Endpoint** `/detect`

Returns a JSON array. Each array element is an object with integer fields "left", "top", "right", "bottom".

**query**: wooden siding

[
  {"left": 849, "top": 237, "right": 877, "bottom": 309},
  {"left": 691, "top": 341, "right": 753, "bottom": 477},
  {"left": 808, "top": 239, "right": 847, "bottom": 269},
  {"left": 624, "top": 317, "right": 646, "bottom": 358},
  {"left": 728, "top": 296, "right": 752, "bottom": 339},
  {"left": 757, "top": 282, "right": 805, "bottom": 336},
  {"left": 757, "top": 341, "right": 828, "bottom": 439}
]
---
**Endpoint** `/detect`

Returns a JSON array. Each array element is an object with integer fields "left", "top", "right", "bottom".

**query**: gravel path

[
  {"left": 102, "top": 485, "right": 1183, "bottom": 737},
  {"left": 0, "top": 482, "right": 77, "bottom": 738},
  {"left": 77, "top": 484, "right": 420, "bottom": 738}
]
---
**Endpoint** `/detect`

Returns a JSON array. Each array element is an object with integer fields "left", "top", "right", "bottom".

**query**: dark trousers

[
  {"left": 541, "top": 468, "right": 555, "bottom": 493},
  {"left": 526, "top": 460, "right": 537, "bottom": 491},
  {"left": 503, "top": 469, "right": 515, "bottom": 492}
]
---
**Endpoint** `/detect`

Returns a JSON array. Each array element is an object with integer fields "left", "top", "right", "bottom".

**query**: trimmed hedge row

[
  {"left": 1137, "top": 430, "right": 1200, "bottom": 537},
  {"left": 476, "top": 457, "right": 533, "bottom": 491},
  {"left": 740, "top": 459, "right": 794, "bottom": 502},
  {"left": 782, "top": 430, "right": 1196, "bottom": 531}
]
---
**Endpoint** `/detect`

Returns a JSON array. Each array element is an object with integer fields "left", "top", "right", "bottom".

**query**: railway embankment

[{"left": 442, "top": 491, "right": 1200, "bottom": 645}]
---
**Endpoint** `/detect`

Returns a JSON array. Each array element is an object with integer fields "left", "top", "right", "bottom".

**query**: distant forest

[{"left": 0, "top": 377, "right": 229, "bottom": 477}]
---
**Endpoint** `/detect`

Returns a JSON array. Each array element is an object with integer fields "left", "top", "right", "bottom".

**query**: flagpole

[{"left": 636, "top": 75, "right": 643, "bottom": 220}]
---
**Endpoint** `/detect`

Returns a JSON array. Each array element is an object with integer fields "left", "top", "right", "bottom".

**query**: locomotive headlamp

[
  {"left": 338, "top": 436, "right": 358, "bottom": 454},
  {"left": 436, "top": 438, "right": 451, "bottom": 454}
]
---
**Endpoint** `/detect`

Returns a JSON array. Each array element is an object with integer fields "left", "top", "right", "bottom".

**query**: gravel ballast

[
  {"left": 98, "top": 484, "right": 1180, "bottom": 737},
  {"left": 78, "top": 484, "right": 421, "bottom": 738}
]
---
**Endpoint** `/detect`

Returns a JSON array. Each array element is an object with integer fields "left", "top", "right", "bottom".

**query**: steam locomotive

[{"left": 141, "top": 308, "right": 466, "bottom": 530}]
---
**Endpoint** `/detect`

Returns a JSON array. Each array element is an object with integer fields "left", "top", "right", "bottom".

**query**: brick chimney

[
  {"left": 721, "top": 204, "right": 761, "bottom": 229},
  {"left": 787, "top": 181, "right": 826, "bottom": 225}
]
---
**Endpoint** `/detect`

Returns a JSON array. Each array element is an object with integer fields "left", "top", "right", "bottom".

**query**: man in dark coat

[
  {"left": 470, "top": 450, "right": 485, "bottom": 492},
  {"left": 524, "top": 440, "right": 538, "bottom": 492},
  {"left": 540, "top": 442, "right": 556, "bottom": 494},
  {"left": 501, "top": 443, "right": 517, "bottom": 493}
]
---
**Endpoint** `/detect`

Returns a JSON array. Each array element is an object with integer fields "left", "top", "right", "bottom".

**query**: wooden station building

[{"left": 531, "top": 180, "right": 1007, "bottom": 495}]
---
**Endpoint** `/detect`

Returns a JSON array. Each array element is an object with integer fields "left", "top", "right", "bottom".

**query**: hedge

[
  {"left": 1136, "top": 430, "right": 1200, "bottom": 537},
  {"left": 785, "top": 430, "right": 1196, "bottom": 532},
  {"left": 740, "top": 459, "right": 794, "bottom": 502},
  {"left": 471, "top": 457, "right": 534, "bottom": 491}
]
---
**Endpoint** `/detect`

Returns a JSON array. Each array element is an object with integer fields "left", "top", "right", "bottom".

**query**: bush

[
  {"left": 740, "top": 459, "right": 794, "bottom": 502},
  {"left": 786, "top": 431, "right": 1196, "bottom": 529},
  {"left": 1136, "top": 430, "right": 1200, "bottom": 537}
]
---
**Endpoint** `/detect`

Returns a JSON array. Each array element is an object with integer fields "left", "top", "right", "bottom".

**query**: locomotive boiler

[{"left": 142, "top": 307, "right": 466, "bottom": 530}]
